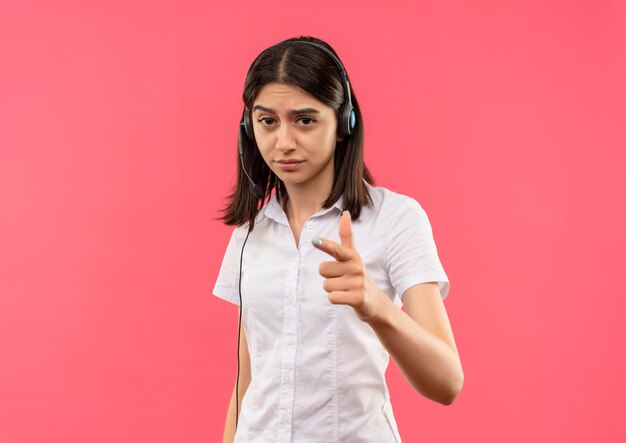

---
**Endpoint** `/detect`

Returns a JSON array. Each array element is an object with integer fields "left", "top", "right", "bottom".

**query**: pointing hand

[{"left": 312, "top": 211, "right": 388, "bottom": 323}]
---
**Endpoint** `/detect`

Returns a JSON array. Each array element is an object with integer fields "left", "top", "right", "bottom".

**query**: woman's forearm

[
  {"left": 222, "top": 385, "right": 238, "bottom": 443},
  {"left": 367, "top": 294, "right": 464, "bottom": 405},
  {"left": 222, "top": 380, "right": 250, "bottom": 443}
]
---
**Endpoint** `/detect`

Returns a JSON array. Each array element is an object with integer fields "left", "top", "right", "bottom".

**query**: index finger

[{"left": 311, "top": 237, "right": 355, "bottom": 262}]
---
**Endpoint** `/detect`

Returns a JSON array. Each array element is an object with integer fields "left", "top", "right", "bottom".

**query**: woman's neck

[
  {"left": 282, "top": 180, "right": 332, "bottom": 227},
  {"left": 279, "top": 182, "right": 330, "bottom": 249}
]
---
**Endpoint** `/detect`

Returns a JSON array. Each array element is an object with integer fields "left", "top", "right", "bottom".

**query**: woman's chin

[{"left": 272, "top": 170, "right": 305, "bottom": 185}]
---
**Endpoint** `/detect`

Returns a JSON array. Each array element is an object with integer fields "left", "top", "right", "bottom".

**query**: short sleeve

[
  {"left": 385, "top": 197, "right": 450, "bottom": 302},
  {"left": 212, "top": 228, "right": 241, "bottom": 305}
]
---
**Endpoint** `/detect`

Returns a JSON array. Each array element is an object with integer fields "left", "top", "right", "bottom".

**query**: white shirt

[{"left": 213, "top": 183, "right": 450, "bottom": 443}]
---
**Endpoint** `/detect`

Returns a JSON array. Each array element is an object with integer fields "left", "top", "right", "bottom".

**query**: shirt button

[
  {"left": 282, "top": 374, "right": 291, "bottom": 383},
  {"left": 286, "top": 336, "right": 295, "bottom": 345},
  {"left": 304, "top": 220, "right": 314, "bottom": 230},
  {"left": 287, "top": 296, "right": 295, "bottom": 304},
  {"left": 281, "top": 414, "right": 289, "bottom": 424}
]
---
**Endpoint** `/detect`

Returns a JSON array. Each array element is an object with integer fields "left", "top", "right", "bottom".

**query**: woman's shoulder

[
  {"left": 364, "top": 182, "right": 425, "bottom": 215},
  {"left": 228, "top": 209, "right": 270, "bottom": 240}
]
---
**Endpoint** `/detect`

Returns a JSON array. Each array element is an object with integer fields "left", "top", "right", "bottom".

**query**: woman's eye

[{"left": 257, "top": 116, "right": 316, "bottom": 126}]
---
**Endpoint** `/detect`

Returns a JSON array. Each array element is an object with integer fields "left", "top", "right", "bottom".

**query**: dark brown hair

[{"left": 220, "top": 36, "right": 374, "bottom": 230}]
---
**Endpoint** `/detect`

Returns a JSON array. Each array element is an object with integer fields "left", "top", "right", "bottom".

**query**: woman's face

[{"left": 251, "top": 82, "right": 343, "bottom": 192}]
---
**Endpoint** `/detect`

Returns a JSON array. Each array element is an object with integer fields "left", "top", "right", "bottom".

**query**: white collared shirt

[{"left": 213, "top": 184, "right": 450, "bottom": 442}]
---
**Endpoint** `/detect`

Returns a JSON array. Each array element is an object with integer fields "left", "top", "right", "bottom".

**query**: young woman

[{"left": 213, "top": 36, "right": 463, "bottom": 443}]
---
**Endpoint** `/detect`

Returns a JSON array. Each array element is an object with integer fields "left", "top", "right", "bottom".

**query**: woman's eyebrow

[{"left": 252, "top": 105, "right": 320, "bottom": 115}]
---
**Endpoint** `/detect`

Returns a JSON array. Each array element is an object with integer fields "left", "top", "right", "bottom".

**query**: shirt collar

[{"left": 263, "top": 192, "right": 344, "bottom": 226}]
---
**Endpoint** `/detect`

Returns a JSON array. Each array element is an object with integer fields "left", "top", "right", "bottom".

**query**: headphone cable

[{"left": 236, "top": 226, "right": 252, "bottom": 429}]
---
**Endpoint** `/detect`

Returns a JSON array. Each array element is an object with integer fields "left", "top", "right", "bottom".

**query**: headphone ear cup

[
  {"left": 243, "top": 107, "right": 255, "bottom": 140},
  {"left": 339, "top": 105, "right": 355, "bottom": 137},
  {"left": 349, "top": 108, "right": 356, "bottom": 133}
]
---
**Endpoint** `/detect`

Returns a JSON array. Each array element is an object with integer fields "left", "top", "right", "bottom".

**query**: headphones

[{"left": 234, "top": 40, "right": 355, "bottom": 430}]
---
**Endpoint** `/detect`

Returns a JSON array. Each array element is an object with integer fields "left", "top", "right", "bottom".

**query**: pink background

[{"left": 1, "top": 0, "right": 625, "bottom": 442}]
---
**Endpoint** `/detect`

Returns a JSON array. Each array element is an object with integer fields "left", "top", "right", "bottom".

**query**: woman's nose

[{"left": 275, "top": 124, "right": 296, "bottom": 151}]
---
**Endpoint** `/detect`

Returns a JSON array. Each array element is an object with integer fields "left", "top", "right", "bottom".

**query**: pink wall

[{"left": 1, "top": 0, "right": 625, "bottom": 441}]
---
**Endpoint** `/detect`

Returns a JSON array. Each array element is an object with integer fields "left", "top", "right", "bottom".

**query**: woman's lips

[{"left": 276, "top": 160, "right": 303, "bottom": 171}]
